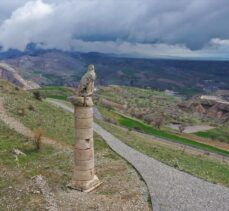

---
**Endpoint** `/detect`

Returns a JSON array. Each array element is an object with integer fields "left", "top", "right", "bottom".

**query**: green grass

[
  {"left": 0, "top": 120, "right": 71, "bottom": 177},
  {"left": 31, "top": 86, "right": 75, "bottom": 100},
  {"left": 97, "top": 120, "right": 229, "bottom": 187},
  {"left": 97, "top": 85, "right": 177, "bottom": 105},
  {"left": 1, "top": 87, "right": 75, "bottom": 145},
  {"left": 0, "top": 118, "right": 137, "bottom": 209},
  {"left": 194, "top": 127, "right": 229, "bottom": 144},
  {"left": 0, "top": 119, "right": 150, "bottom": 210},
  {"left": 0, "top": 120, "right": 72, "bottom": 210},
  {"left": 98, "top": 106, "right": 229, "bottom": 156}
]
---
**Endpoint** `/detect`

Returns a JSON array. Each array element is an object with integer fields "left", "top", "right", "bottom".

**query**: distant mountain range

[{"left": 0, "top": 48, "right": 229, "bottom": 95}]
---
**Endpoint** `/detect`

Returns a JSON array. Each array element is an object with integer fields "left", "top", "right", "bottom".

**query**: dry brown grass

[
  {"left": 28, "top": 104, "right": 35, "bottom": 111},
  {"left": 33, "top": 129, "right": 43, "bottom": 151},
  {"left": 18, "top": 107, "right": 26, "bottom": 116}
]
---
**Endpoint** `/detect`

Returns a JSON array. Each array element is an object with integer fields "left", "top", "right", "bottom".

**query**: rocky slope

[
  {"left": 179, "top": 97, "right": 229, "bottom": 123},
  {"left": 0, "top": 63, "right": 39, "bottom": 90}
]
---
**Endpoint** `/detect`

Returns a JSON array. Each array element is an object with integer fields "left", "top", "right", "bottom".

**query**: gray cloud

[{"left": 0, "top": 0, "right": 229, "bottom": 58}]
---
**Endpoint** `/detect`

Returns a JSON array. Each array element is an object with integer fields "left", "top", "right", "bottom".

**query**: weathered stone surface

[
  {"left": 68, "top": 65, "right": 101, "bottom": 192},
  {"left": 74, "top": 148, "right": 94, "bottom": 161},
  {"left": 78, "top": 64, "right": 96, "bottom": 97},
  {"left": 76, "top": 128, "right": 93, "bottom": 140},
  {"left": 75, "top": 107, "right": 93, "bottom": 118},
  {"left": 75, "top": 138, "right": 93, "bottom": 150},
  {"left": 69, "top": 96, "right": 93, "bottom": 107},
  {"left": 68, "top": 175, "right": 101, "bottom": 192},
  {"left": 75, "top": 117, "right": 93, "bottom": 129},
  {"left": 74, "top": 159, "right": 94, "bottom": 171},
  {"left": 72, "top": 168, "right": 95, "bottom": 181}
]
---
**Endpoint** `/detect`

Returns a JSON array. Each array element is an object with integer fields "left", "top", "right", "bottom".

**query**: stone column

[{"left": 68, "top": 96, "right": 101, "bottom": 192}]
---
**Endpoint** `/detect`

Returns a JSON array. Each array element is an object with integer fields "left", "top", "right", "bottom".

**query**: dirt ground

[
  {"left": 168, "top": 124, "right": 215, "bottom": 133},
  {"left": 56, "top": 149, "right": 151, "bottom": 211},
  {"left": 0, "top": 148, "right": 151, "bottom": 211}
]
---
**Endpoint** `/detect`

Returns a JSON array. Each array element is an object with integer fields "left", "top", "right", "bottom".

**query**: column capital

[{"left": 68, "top": 96, "right": 93, "bottom": 107}]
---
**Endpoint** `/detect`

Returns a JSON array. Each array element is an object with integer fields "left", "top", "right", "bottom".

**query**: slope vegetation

[{"left": 0, "top": 80, "right": 150, "bottom": 210}]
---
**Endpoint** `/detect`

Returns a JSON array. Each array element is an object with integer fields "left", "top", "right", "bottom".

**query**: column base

[{"left": 67, "top": 175, "right": 102, "bottom": 193}]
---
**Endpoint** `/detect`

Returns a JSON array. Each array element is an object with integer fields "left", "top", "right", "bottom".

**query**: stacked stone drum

[{"left": 68, "top": 96, "right": 101, "bottom": 192}]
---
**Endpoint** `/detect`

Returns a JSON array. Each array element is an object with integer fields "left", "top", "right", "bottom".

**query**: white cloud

[
  {"left": 42, "top": 39, "right": 228, "bottom": 59},
  {"left": 0, "top": 0, "right": 229, "bottom": 58},
  {"left": 210, "top": 38, "right": 229, "bottom": 46},
  {"left": 0, "top": 0, "right": 53, "bottom": 50}
]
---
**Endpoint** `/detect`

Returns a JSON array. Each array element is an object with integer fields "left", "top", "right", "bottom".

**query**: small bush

[
  {"left": 33, "top": 91, "right": 42, "bottom": 101},
  {"left": 154, "top": 117, "right": 164, "bottom": 129},
  {"left": 179, "top": 124, "right": 186, "bottom": 133},
  {"left": 28, "top": 104, "right": 35, "bottom": 111},
  {"left": 33, "top": 129, "right": 43, "bottom": 151},
  {"left": 18, "top": 108, "right": 25, "bottom": 116}
]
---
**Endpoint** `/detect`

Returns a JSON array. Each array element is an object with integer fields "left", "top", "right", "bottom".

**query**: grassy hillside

[
  {"left": 98, "top": 106, "right": 229, "bottom": 156},
  {"left": 0, "top": 120, "right": 150, "bottom": 210},
  {"left": 2, "top": 82, "right": 228, "bottom": 188},
  {"left": 96, "top": 86, "right": 202, "bottom": 125},
  {"left": 26, "top": 85, "right": 228, "bottom": 152},
  {"left": 0, "top": 81, "right": 150, "bottom": 210},
  {"left": 0, "top": 82, "right": 75, "bottom": 144},
  {"left": 97, "top": 120, "right": 229, "bottom": 187},
  {"left": 96, "top": 86, "right": 229, "bottom": 145},
  {"left": 194, "top": 127, "right": 229, "bottom": 144},
  {"left": 43, "top": 97, "right": 229, "bottom": 187},
  {"left": 0, "top": 120, "right": 71, "bottom": 210}
]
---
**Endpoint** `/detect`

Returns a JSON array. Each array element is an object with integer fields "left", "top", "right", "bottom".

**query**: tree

[
  {"left": 178, "top": 124, "right": 186, "bottom": 133},
  {"left": 154, "top": 117, "right": 163, "bottom": 129}
]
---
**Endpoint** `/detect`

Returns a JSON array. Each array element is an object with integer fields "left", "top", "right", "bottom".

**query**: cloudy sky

[{"left": 0, "top": 0, "right": 229, "bottom": 59}]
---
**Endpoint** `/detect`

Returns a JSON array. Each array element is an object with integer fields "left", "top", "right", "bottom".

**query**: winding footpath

[{"left": 47, "top": 99, "right": 229, "bottom": 211}]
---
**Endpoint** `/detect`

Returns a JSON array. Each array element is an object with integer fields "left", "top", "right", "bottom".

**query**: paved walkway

[{"left": 48, "top": 99, "right": 229, "bottom": 211}]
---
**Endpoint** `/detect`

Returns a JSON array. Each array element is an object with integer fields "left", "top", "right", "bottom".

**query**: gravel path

[
  {"left": 48, "top": 99, "right": 229, "bottom": 211},
  {"left": 46, "top": 99, "right": 104, "bottom": 120}
]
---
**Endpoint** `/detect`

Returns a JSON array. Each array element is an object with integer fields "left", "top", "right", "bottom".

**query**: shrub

[
  {"left": 179, "top": 124, "right": 186, "bottom": 133},
  {"left": 18, "top": 108, "right": 25, "bottom": 116},
  {"left": 154, "top": 117, "right": 164, "bottom": 129},
  {"left": 33, "top": 91, "right": 42, "bottom": 101},
  {"left": 33, "top": 129, "right": 43, "bottom": 151},
  {"left": 28, "top": 104, "right": 35, "bottom": 111}
]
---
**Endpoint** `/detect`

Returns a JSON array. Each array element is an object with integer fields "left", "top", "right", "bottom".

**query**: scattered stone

[
  {"left": 33, "top": 175, "right": 58, "bottom": 211},
  {"left": 13, "top": 149, "right": 26, "bottom": 156},
  {"left": 32, "top": 190, "right": 41, "bottom": 194}
]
